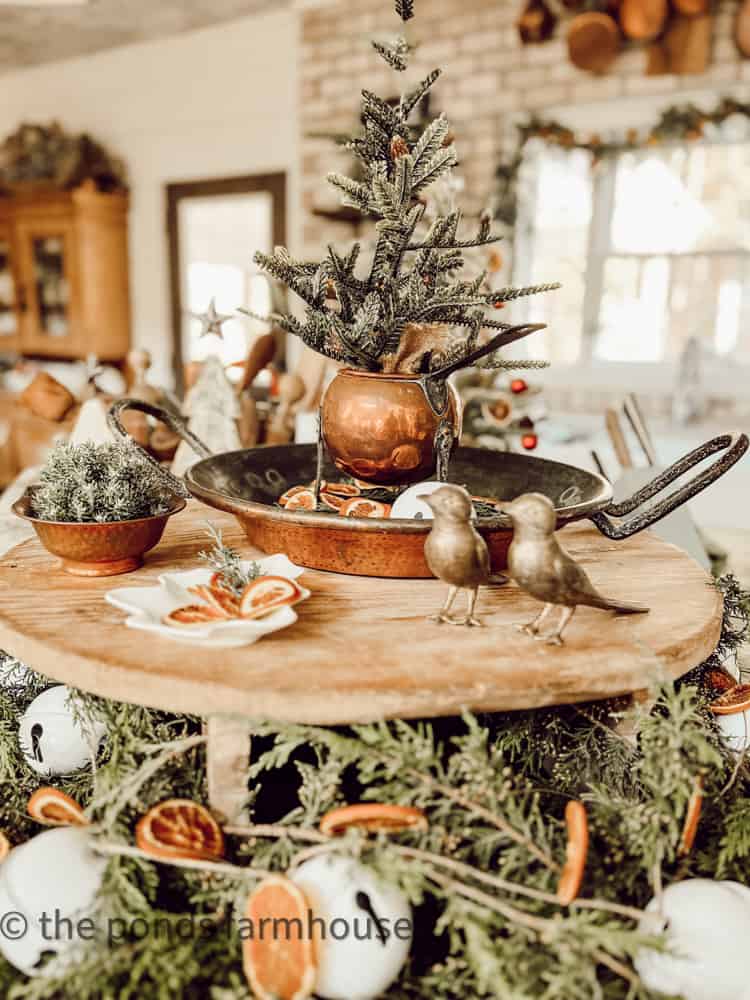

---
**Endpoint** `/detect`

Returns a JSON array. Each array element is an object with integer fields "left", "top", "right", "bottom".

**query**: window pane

[
  {"left": 595, "top": 252, "right": 750, "bottom": 363},
  {"left": 611, "top": 144, "right": 750, "bottom": 255},
  {"left": 595, "top": 257, "right": 669, "bottom": 361},
  {"left": 514, "top": 146, "right": 592, "bottom": 364}
]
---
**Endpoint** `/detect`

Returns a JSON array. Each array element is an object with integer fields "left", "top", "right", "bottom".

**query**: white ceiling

[{"left": 0, "top": 0, "right": 286, "bottom": 75}]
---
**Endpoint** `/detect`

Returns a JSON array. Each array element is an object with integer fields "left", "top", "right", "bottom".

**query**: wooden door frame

[{"left": 166, "top": 172, "right": 286, "bottom": 393}]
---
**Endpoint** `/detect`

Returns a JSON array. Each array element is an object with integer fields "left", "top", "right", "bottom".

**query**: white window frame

[{"left": 510, "top": 105, "right": 750, "bottom": 404}]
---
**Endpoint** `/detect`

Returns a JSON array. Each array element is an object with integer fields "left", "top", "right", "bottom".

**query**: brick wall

[{"left": 300, "top": 0, "right": 748, "bottom": 255}]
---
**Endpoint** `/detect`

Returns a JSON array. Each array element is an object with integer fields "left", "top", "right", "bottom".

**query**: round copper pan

[{"left": 185, "top": 445, "right": 612, "bottom": 578}]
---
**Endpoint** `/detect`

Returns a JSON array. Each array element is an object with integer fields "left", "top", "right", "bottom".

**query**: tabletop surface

[{"left": 0, "top": 502, "right": 723, "bottom": 724}]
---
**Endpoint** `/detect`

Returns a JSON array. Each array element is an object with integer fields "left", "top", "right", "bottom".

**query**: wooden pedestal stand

[{"left": 0, "top": 503, "right": 723, "bottom": 823}]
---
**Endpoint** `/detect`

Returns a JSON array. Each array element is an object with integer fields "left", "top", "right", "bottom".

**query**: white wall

[{"left": 0, "top": 9, "right": 300, "bottom": 385}]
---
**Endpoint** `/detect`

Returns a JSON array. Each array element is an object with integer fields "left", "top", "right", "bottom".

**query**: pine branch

[
  {"left": 372, "top": 35, "right": 411, "bottom": 72},
  {"left": 395, "top": 0, "right": 415, "bottom": 21},
  {"left": 401, "top": 68, "right": 441, "bottom": 120},
  {"left": 489, "top": 282, "right": 562, "bottom": 305}
]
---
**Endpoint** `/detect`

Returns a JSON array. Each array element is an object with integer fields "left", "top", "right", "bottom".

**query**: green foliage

[
  {"left": 252, "top": 4, "right": 559, "bottom": 374},
  {"left": 30, "top": 441, "right": 174, "bottom": 524},
  {"left": 0, "top": 576, "right": 747, "bottom": 998},
  {"left": 197, "top": 522, "right": 260, "bottom": 597}
]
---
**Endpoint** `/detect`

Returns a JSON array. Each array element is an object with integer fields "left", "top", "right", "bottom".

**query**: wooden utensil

[
  {"left": 605, "top": 408, "right": 633, "bottom": 470},
  {"left": 736, "top": 0, "right": 750, "bottom": 56},
  {"left": 568, "top": 12, "right": 622, "bottom": 73},
  {"left": 623, "top": 394, "right": 657, "bottom": 466},
  {"left": 620, "top": 0, "right": 668, "bottom": 40}
]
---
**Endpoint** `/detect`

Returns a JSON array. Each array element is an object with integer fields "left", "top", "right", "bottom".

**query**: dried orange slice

[
  {"left": 710, "top": 684, "right": 750, "bottom": 716},
  {"left": 339, "top": 497, "right": 391, "bottom": 518},
  {"left": 239, "top": 576, "right": 303, "bottom": 619},
  {"left": 0, "top": 832, "right": 10, "bottom": 862},
  {"left": 319, "top": 803, "right": 428, "bottom": 836},
  {"left": 320, "top": 491, "right": 345, "bottom": 511},
  {"left": 325, "top": 482, "right": 360, "bottom": 498},
  {"left": 278, "top": 485, "right": 308, "bottom": 507},
  {"left": 557, "top": 800, "right": 588, "bottom": 905},
  {"left": 28, "top": 788, "right": 88, "bottom": 827},
  {"left": 704, "top": 666, "right": 738, "bottom": 695},
  {"left": 163, "top": 604, "right": 227, "bottom": 627},
  {"left": 243, "top": 875, "right": 316, "bottom": 1000},
  {"left": 188, "top": 584, "right": 235, "bottom": 618},
  {"left": 209, "top": 585, "right": 241, "bottom": 617},
  {"left": 678, "top": 777, "right": 703, "bottom": 857},
  {"left": 284, "top": 489, "right": 316, "bottom": 512},
  {"left": 135, "top": 799, "right": 224, "bottom": 862}
]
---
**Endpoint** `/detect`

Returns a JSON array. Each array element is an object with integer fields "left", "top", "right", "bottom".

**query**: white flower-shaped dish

[{"left": 105, "top": 555, "right": 310, "bottom": 648}]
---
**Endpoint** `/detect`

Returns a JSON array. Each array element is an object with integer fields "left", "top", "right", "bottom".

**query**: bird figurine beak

[{"left": 418, "top": 494, "right": 435, "bottom": 506}]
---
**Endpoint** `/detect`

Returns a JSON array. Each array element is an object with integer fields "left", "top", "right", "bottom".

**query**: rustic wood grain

[{"left": 0, "top": 502, "right": 723, "bottom": 725}]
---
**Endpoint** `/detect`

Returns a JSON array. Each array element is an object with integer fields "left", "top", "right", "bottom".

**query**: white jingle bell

[
  {"left": 292, "top": 853, "right": 412, "bottom": 1000},
  {"left": 0, "top": 827, "right": 107, "bottom": 976},
  {"left": 635, "top": 878, "right": 750, "bottom": 1000},
  {"left": 716, "top": 710, "right": 750, "bottom": 755},
  {"left": 19, "top": 686, "right": 107, "bottom": 776}
]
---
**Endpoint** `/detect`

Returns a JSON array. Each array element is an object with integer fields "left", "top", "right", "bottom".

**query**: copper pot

[
  {"left": 13, "top": 491, "right": 186, "bottom": 577},
  {"left": 320, "top": 369, "right": 462, "bottom": 486}
]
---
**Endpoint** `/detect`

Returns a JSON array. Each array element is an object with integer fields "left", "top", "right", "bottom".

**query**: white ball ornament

[
  {"left": 716, "top": 709, "right": 750, "bottom": 755},
  {"left": 635, "top": 878, "right": 750, "bottom": 1000},
  {"left": 292, "top": 853, "right": 412, "bottom": 1000},
  {"left": 19, "top": 686, "right": 106, "bottom": 776},
  {"left": 0, "top": 827, "right": 107, "bottom": 976},
  {"left": 391, "top": 480, "right": 475, "bottom": 521}
]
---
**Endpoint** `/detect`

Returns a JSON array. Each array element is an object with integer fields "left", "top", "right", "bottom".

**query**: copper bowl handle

[{"left": 107, "top": 398, "right": 213, "bottom": 499}]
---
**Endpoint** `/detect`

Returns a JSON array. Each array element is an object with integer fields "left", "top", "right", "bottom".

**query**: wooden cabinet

[{"left": 0, "top": 182, "right": 130, "bottom": 362}]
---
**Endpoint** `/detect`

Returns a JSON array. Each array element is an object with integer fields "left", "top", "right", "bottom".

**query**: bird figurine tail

[{"left": 587, "top": 596, "right": 650, "bottom": 615}]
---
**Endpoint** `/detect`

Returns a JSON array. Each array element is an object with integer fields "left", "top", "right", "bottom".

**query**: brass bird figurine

[
  {"left": 502, "top": 493, "right": 649, "bottom": 645},
  {"left": 421, "top": 484, "right": 490, "bottom": 626}
]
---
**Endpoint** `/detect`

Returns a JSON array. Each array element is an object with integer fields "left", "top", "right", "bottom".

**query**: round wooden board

[{"left": 0, "top": 502, "right": 722, "bottom": 724}]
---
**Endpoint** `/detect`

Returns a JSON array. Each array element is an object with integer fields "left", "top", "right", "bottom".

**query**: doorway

[{"left": 166, "top": 172, "right": 286, "bottom": 390}]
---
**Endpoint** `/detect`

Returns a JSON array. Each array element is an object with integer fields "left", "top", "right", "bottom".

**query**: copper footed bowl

[
  {"left": 13, "top": 492, "right": 186, "bottom": 577},
  {"left": 321, "top": 369, "right": 461, "bottom": 486}
]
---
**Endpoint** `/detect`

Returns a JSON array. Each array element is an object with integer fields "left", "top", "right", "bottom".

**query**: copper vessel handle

[
  {"left": 425, "top": 323, "right": 547, "bottom": 383},
  {"left": 590, "top": 432, "right": 748, "bottom": 540},
  {"left": 107, "top": 398, "right": 213, "bottom": 499}
]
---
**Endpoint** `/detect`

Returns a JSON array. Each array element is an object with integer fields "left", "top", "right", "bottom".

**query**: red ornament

[
  {"left": 521, "top": 433, "right": 538, "bottom": 451},
  {"left": 510, "top": 378, "right": 529, "bottom": 394}
]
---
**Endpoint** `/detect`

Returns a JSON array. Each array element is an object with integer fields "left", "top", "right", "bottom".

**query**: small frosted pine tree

[{"left": 250, "top": 1, "right": 558, "bottom": 376}]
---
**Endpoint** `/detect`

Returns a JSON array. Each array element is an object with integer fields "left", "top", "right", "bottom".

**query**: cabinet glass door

[
  {"left": 0, "top": 230, "right": 19, "bottom": 340},
  {"left": 31, "top": 235, "right": 71, "bottom": 338}
]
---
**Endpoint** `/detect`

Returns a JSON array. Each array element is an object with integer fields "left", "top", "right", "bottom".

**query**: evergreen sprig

[
  {"left": 253, "top": 3, "right": 559, "bottom": 375},
  {"left": 30, "top": 441, "right": 174, "bottom": 524},
  {"left": 395, "top": 0, "right": 415, "bottom": 22}
]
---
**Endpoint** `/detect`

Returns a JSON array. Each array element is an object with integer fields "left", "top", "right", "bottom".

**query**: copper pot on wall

[{"left": 320, "top": 323, "right": 546, "bottom": 487}]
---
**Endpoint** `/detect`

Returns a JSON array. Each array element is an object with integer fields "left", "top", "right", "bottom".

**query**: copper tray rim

[{"left": 184, "top": 446, "right": 614, "bottom": 535}]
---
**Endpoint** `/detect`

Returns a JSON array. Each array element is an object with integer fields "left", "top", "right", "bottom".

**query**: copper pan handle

[
  {"left": 590, "top": 432, "right": 748, "bottom": 540},
  {"left": 107, "top": 398, "right": 213, "bottom": 499}
]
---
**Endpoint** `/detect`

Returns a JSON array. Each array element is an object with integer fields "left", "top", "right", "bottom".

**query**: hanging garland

[
  {"left": 494, "top": 95, "right": 750, "bottom": 226},
  {"left": 0, "top": 576, "right": 748, "bottom": 999}
]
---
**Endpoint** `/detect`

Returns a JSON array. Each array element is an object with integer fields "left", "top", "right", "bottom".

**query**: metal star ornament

[{"left": 192, "top": 298, "right": 233, "bottom": 340}]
